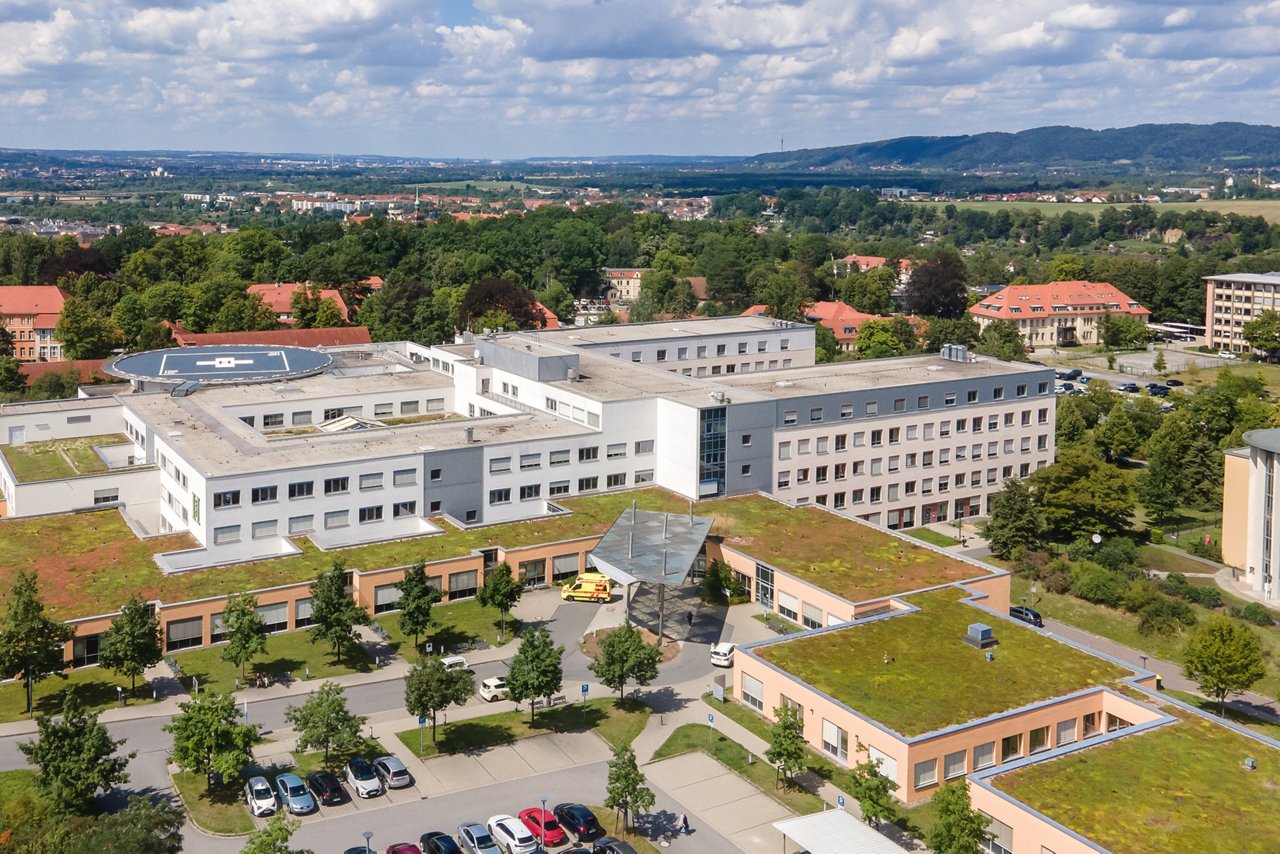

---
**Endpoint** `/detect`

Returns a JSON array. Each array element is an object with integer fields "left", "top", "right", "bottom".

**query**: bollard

[{"left": 305, "top": 666, "right": 310, "bottom": 680}]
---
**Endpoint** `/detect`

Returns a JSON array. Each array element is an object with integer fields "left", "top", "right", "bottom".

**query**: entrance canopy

[
  {"left": 773, "top": 810, "right": 910, "bottom": 854},
  {"left": 588, "top": 505, "right": 712, "bottom": 587}
]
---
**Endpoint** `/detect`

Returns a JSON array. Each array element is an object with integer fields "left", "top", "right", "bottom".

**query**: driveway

[{"left": 645, "top": 752, "right": 793, "bottom": 854}]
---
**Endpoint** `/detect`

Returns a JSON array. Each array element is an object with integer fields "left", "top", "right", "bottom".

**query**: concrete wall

[
  {"left": 0, "top": 398, "right": 124, "bottom": 446},
  {"left": 1222, "top": 450, "right": 1248, "bottom": 570},
  {"left": 3, "top": 466, "right": 159, "bottom": 518}
]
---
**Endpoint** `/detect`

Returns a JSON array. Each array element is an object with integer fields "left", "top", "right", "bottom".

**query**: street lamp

[
  {"left": 1030, "top": 582, "right": 1038, "bottom": 608},
  {"left": 540, "top": 794, "right": 548, "bottom": 846},
  {"left": 363, "top": 831, "right": 373, "bottom": 854}
]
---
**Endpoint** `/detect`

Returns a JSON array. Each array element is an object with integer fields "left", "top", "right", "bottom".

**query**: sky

[{"left": 2, "top": 0, "right": 1279, "bottom": 160}]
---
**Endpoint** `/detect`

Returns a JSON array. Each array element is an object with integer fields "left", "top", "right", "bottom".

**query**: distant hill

[{"left": 743, "top": 123, "right": 1280, "bottom": 172}]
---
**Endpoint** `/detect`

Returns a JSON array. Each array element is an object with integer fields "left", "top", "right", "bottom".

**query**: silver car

[
  {"left": 373, "top": 755, "right": 413, "bottom": 789},
  {"left": 244, "top": 775, "right": 277, "bottom": 816},
  {"left": 458, "top": 821, "right": 502, "bottom": 854}
]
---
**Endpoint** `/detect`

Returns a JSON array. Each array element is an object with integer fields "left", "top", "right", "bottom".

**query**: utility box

[{"left": 964, "top": 622, "right": 997, "bottom": 649}]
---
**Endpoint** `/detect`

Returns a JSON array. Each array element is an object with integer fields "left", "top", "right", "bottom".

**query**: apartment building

[
  {"left": 602, "top": 267, "right": 647, "bottom": 303},
  {"left": 0, "top": 285, "right": 68, "bottom": 362},
  {"left": 1204, "top": 271, "right": 1280, "bottom": 353},
  {"left": 246, "top": 282, "right": 351, "bottom": 325},
  {"left": 969, "top": 281, "right": 1150, "bottom": 348}
]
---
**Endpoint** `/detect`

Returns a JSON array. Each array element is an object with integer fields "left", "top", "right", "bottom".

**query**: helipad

[{"left": 106, "top": 345, "right": 333, "bottom": 387}]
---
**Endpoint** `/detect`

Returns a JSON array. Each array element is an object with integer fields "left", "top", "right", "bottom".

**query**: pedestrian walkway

[{"left": 646, "top": 752, "right": 790, "bottom": 854}]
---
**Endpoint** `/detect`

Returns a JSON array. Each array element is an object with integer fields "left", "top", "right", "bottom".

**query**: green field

[
  {"left": 170, "top": 628, "right": 377, "bottom": 695},
  {"left": 0, "top": 665, "right": 156, "bottom": 723},
  {"left": 905, "top": 199, "right": 1280, "bottom": 223},
  {"left": 375, "top": 598, "right": 520, "bottom": 657},
  {"left": 171, "top": 770, "right": 255, "bottom": 835},
  {"left": 407, "top": 180, "right": 554, "bottom": 192}
]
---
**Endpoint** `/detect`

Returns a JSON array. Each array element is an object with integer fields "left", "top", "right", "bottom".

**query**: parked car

[
  {"left": 519, "top": 807, "right": 568, "bottom": 847},
  {"left": 420, "top": 831, "right": 464, "bottom": 854},
  {"left": 1116, "top": 382, "right": 1140, "bottom": 393},
  {"left": 1009, "top": 605, "right": 1044, "bottom": 627},
  {"left": 1078, "top": 375, "right": 1092, "bottom": 384},
  {"left": 346, "top": 757, "right": 384, "bottom": 798},
  {"left": 554, "top": 803, "right": 605, "bottom": 843},
  {"left": 441, "top": 654, "right": 471, "bottom": 672},
  {"left": 478, "top": 676, "right": 509, "bottom": 702},
  {"left": 1149, "top": 385, "right": 1170, "bottom": 397},
  {"left": 386, "top": 846, "right": 424, "bottom": 854},
  {"left": 458, "top": 822, "right": 502, "bottom": 854},
  {"left": 244, "top": 775, "right": 277, "bottom": 817},
  {"left": 305, "top": 770, "right": 347, "bottom": 806},
  {"left": 1218, "top": 351, "right": 1239, "bottom": 360},
  {"left": 1165, "top": 378, "right": 1184, "bottom": 387},
  {"left": 374, "top": 755, "right": 413, "bottom": 789},
  {"left": 487, "top": 815, "right": 538, "bottom": 854},
  {"left": 274, "top": 773, "right": 317, "bottom": 815},
  {"left": 710, "top": 642, "right": 735, "bottom": 668},
  {"left": 592, "top": 838, "right": 640, "bottom": 854}
]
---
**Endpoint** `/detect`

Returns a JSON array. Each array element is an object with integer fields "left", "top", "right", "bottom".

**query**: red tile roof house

[
  {"left": 0, "top": 285, "right": 69, "bottom": 362},
  {"left": 246, "top": 283, "right": 350, "bottom": 326},
  {"left": 835, "top": 254, "right": 914, "bottom": 282},
  {"left": 968, "top": 281, "right": 1151, "bottom": 348},
  {"left": 742, "top": 300, "right": 900, "bottom": 351},
  {"left": 167, "top": 322, "right": 373, "bottom": 348}
]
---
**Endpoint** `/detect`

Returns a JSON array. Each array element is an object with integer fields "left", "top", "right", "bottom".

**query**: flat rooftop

[
  {"left": 994, "top": 712, "right": 1280, "bottom": 854},
  {"left": 717, "top": 352, "right": 1047, "bottom": 398},
  {"left": 539, "top": 315, "right": 796, "bottom": 345},
  {"left": 1, "top": 433, "right": 128, "bottom": 483},
  {"left": 757, "top": 588, "right": 1129, "bottom": 737}
]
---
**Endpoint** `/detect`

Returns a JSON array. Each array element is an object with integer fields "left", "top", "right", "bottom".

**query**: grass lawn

[
  {"left": 395, "top": 697, "right": 650, "bottom": 758},
  {"left": 996, "top": 714, "right": 1280, "bottom": 854},
  {"left": 906, "top": 528, "right": 960, "bottom": 548},
  {"left": 0, "top": 433, "right": 125, "bottom": 482},
  {"left": 580, "top": 625, "right": 679, "bottom": 665},
  {"left": 588, "top": 804, "right": 662, "bottom": 854},
  {"left": 288, "top": 737, "right": 389, "bottom": 776},
  {"left": 651, "top": 724, "right": 823, "bottom": 815},
  {"left": 1135, "top": 545, "right": 1216, "bottom": 576},
  {"left": 0, "top": 769, "right": 37, "bottom": 808},
  {"left": 1166, "top": 362, "right": 1280, "bottom": 396},
  {"left": 0, "top": 666, "right": 155, "bottom": 724},
  {"left": 375, "top": 598, "right": 521, "bottom": 659},
  {"left": 171, "top": 769, "right": 254, "bottom": 835},
  {"left": 1161, "top": 689, "right": 1280, "bottom": 739},
  {"left": 760, "top": 588, "right": 1128, "bottom": 737},
  {"left": 171, "top": 628, "right": 376, "bottom": 695},
  {"left": 895, "top": 797, "right": 943, "bottom": 843},
  {"left": 753, "top": 612, "right": 803, "bottom": 635}
]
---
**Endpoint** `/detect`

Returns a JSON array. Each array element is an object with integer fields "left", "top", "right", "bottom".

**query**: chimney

[{"left": 464, "top": 427, "right": 474, "bottom": 443}]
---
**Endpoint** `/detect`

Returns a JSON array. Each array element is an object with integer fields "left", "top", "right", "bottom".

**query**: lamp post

[
  {"left": 540, "top": 794, "right": 548, "bottom": 846},
  {"left": 363, "top": 831, "right": 373, "bottom": 853},
  {"left": 1030, "top": 581, "right": 1038, "bottom": 608}
]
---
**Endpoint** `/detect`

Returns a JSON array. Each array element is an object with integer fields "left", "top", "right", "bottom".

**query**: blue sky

[{"left": 2, "top": 0, "right": 1277, "bottom": 159}]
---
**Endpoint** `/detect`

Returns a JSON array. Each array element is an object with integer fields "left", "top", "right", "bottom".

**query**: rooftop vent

[
  {"left": 775, "top": 380, "right": 794, "bottom": 388},
  {"left": 940, "top": 344, "right": 970, "bottom": 362},
  {"left": 962, "top": 622, "right": 997, "bottom": 649},
  {"left": 464, "top": 427, "right": 474, "bottom": 444},
  {"left": 567, "top": 367, "right": 580, "bottom": 382}
]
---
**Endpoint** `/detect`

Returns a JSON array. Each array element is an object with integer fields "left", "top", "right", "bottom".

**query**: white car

[
  {"left": 1219, "top": 351, "right": 1239, "bottom": 360},
  {"left": 478, "top": 676, "right": 509, "bottom": 702},
  {"left": 345, "top": 757, "right": 383, "bottom": 798},
  {"left": 441, "top": 654, "right": 471, "bottom": 672},
  {"left": 244, "top": 775, "right": 277, "bottom": 816},
  {"left": 487, "top": 815, "right": 538, "bottom": 854},
  {"left": 710, "top": 642, "right": 736, "bottom": 668}
]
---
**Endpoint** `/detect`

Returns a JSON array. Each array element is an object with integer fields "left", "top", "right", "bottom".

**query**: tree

[
  {"left": 311, "top": 298, "right": 344, "bottom": 328},
  {"left": 6, "top": 795, "right": 185, "bottom": 853},
  {"left": 903, "top": 249, "right": 968, "bottom": 319},
  {"left": 923, "top": 316, "right": 979, "bottom": 352},
  {"left": 55, "top": 295, "right": 119, "bottom": 359},
  {"left": 1153, "top": 347, "right": 1167, "bottom": 373},
  {"left": 460, "top": 277, "right": 543, "bottom": 331},
  {"left": 855, "top": 319, "right": 908, "bottom": 359},
  {"left": 163, "top": 692, "right": 257, "bottom": 791},
  {"left": 588, "top": 622, "right": 661, "bottom": 698},
  {"left": 220, "top": 592, "right": 268, "bottom": 683},
  {"left": 814, "top": 323, "right": 841, "bottom": 363},
  {"left": 982, "top": 479, "right": 1046, "bottom": 559},
  {"left": 18, "top": 692, "right": 134, "bottom": 814},
  {"left": 308, "top": 563, "right": 370, "bottom": 665},
  {"left": 764, "top": 704, "right": 807, "bottom": 786},
  {"left": 844, "top": 266, "right": 895, "bottom": 315},
  {"left": 604, "top": 744, "right": 654, "bottom": 833},
  {"left": 0, "top": 326, "right": 13, "bottom": 357},
  {"left": 536, "top": 279, "right": 575, "bottom": 322},
  {"left": 973, "top": 319, "right": 1029, "bottom": 361},
  {"left": 506, "top": 626, "right": 564, "bottom": 724},
  {"left": 97, "top": 594, "right": 161, "bottom": 696},
  {"left": 284, "top": 681, "right": 365, "bottom": 765},
  {"left": 1098, "top": 312, "right": 1148, "bottom": 349},
  {"left": 1055, "top": 398, "right": 1087, "bottom": 446},
  {"left": 848, "top": 750, "right": 897, "bottom": 826},
  {"left": 1095, "top": 408, "right": 1140, "bottom": 462},
  {"left": 1139, "top": 412, "right": 1205, "bottom": 525},
  {"left": 1182, "top": 616, "right": 1266, "bottom": 715},
  {"left": 476, "top": 563, "right": 524, "bottom": 643},
  {"left": 1243, "top": 310, "right": 1280, "bottom": 361},
  {"left": 1029, "top": 449, "right": 1135, "bottom": 541},
  {"left": 396, "top": 562, "right": 443, "bottom": 651},
  {"left": 404, "top": 656, "right": 474, "bottom": 742},
  {"left": 0, "top": 570, "right": 76, "bottom": 715},
  {"left": 0, "top": 356, "right": 24, "bottom": 395},
  {"left": 242, "top": 812, "right": 313, "bottom": 854},
  {"left": 927, "top": 780, "right": 991, "bottom": 854}
]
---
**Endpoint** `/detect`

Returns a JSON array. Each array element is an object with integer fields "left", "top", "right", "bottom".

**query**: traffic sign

[
  {"left": 707, "top": 712, "right": 714, "bottom": 725},
  {"left": 838, "top": 796, "right": 845, "bottom": 809},
  {"left": 581, "top": 683, "right": 589, "bottom": 695},
  {"left": 418, "top": 715, "right": 427, "bottom": 727}
]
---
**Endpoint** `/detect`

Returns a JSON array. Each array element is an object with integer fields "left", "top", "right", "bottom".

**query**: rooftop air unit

[{"left": 963, "top": 622, "right": 997, "bottom": 649}]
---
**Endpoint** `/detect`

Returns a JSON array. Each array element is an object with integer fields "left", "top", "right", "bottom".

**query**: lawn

[
  {"left": 753, "top": 612, "right": 803, "bottom": 635},
  {"left": 588, "top": 803, "right": 662, "bottom": 854},
  {"left": 1135, "top": 545, "right": 1216, "bottom": 576},
  {"left": 651, "top": 724, "right": 824, "bottom": 815},
  {"left": 906, "top": 528, "right": 960, "bottom": 548},
  {"left": 0, "top": 433, "right": 125, "bottom": 482},
  {"left": 0, "top": 665, "right": 156, "bottom": 723},
  {"left": 395, "top": 697, "right": 650, "bottom": 758},
  {"left": 1165, "top": 362, "right": 1280, "bottom": 396},
  {"left": 760, "top": 588, "right": 1128, "bottom": 737},
  {"left": 375, "top": 598, "right": 522, "bottom": 658},
  {"left": 288, "top": 737, "right": 389, "bottom": 776},
  {"left": 171, "top": 769, "right": 255, "bottom": 835},
  {"left": 996, "top": 714, "right": 1280, "bottom": 854},
  {"left": 1161, "top": 689, "right": 1280, "bottom": 740},
  {"left": 171, "top": 628, "right": 376, "bottom": 695}
]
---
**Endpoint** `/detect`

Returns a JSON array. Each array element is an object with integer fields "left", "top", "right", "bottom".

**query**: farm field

[{"left": 905, "top": 199, "right": 1280, "bottom": 223}]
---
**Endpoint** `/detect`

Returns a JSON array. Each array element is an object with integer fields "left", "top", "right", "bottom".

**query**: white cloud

[{"left": 1048, "top": 4, "right": 1121, "bottom": 30}]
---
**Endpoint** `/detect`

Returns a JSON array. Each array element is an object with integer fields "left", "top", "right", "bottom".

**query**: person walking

[{"left": 681, "top": 813, "right": 690, "bottom": 836}]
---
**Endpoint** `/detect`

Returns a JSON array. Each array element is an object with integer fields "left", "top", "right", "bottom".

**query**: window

[
  {"left": 578, "top": 446, "right": 599, "bottom": 463},
  {"left": 634, "top": 469, "right": 654, "bottom": 484},
  {"left": 1016, "top": 384, "right": 1027, "bottom": 398},
  {"left": 630, "top": 351, "right": 641, "bottom": 362},
  {"left": 288, "top": 515, "right": 314, "bottom": 535},
  {"left": 738, "top": 341, "right": 748, "bottom": 354},
  {"left": 741, "top": 464, "right": 752, "bottom": 477},
  {"left": 324, "top": 510, "right": 349, "bottom": 529},
  {"left": 239, "top": 415, "right": 255, "bottom": 427},
  {"left": 798, "top": 439, "right": 810, "bottom": 455},
  {"left": 716, "top": 343, "right": 727, "bottom": 356},
  {"left": 945, "top": 392, "right": 956, "bottom": 407},
  {"left": 821, "top": 720, "right": 848, "bottom": 762},
  {"left": 913, "top": 758, "right": 938, "bottom": 789},
  {"left": 871, "top": 429, "right": 883, "bottom": 447},
  {"left": 894, "top": 397, "right": 906, "bottom": 412},
  {"left": 359, "top": 472, "right": 383, "bottom": 490},
  {"left": 677, "top": 346, "right": 688, "bottom": 360},
  {"left": 93, "top": 487, "right": 119, "bottom": 505},
  {"left": 778, "top": 442, "right": 791, "bottom": 460},
  {"left": 777, "top": 472, "right": 790, "bottom": 489},
  {"left": 1000, "top": 733, "right": 1022, "bottom": 762},
  {"left": 263, "top": 413, "right": 284, "bottom": 428},
  {"left": 656, "top": 348, "right": 667, "bottom": 362},
  {"left": 358, "top": 505, "right": 383, "bottom": 523},
  {"left": 741, "top": 673, "right": 764, "bottom": 712},
  {"left": 835, "top": 434, "right": 846, "bottom": 451},
  {"left": 607, "top": 443, "right": 627, "bottom": 459},
  {"left": 967, "top": 389, "right": 978, "bottom": 403},
  {"left": 549, "top": 481, "right": 570, "bottom": 496},
  {"left": 607, "top": 473, "right": 627, "bottom": 488},
  {"left": 550, "top": 450, "right": 570, "bottom": 467},
  {"left": 213, "top": 490, "right": 240, "bottom": 509},
  {"left": 72, "top": 634, "right": 101, "bottom": 667},
  {"left": 1083, "top": 712, "right": 1101, "bottom": 737},
  {"left": 783, "top": 410, "right": 797, "bottom": 425},
  {"left": 251, "top": 520, "right": 277, "bottom": 540},
  {"left": 866, "top": 401, "right": 878, "bottom": 416},
  {"left": 696, "top": 345, "right": 707, "bottom": 358},
  {"left": 374, "top": 402, "right": 394, "bottom": 418},
  {"left": 323, "top": 477, "right": 348, "bottom": 495},
  {"left": 918, "top": 395, "right": 930, "bottom": 409},
  {"left": 944, "top": 750, "right": 967, "bottom": 780},
  {"left": 400, "top": 400, "right": 420, "bottom": 415},
  {"left": 449, "top": 569, "right": 479, "bottom": 600},
  {"left": 1029, "top": 725, "right": 1050, "bottom": 754},
  {"left": 213, "top": 525, "right": 241, "bottom": 545},
  {"left": 323, "top": 407, "right": 344, "bottom": 421},
  {"left": 430, "top": 468, "right": 442, "bottom": 482},
  {"left": 780, "top": 338, "right": 790, "bottom": 351},
  {"left": 1055, "top": 718, "right": 1077, "bottom": 746},
  {"left": 426, "top": 397, "right": 445, "bottom": 412},
  {"left": 292, "top": 411, "right": 312, "bottom": 426},
  {"left": 393, "top": 468, "right": 417, "bottom": 487},
  {"left": 429, "top": 500, "right": 442, "bottom": 513},
  {"left": 578, "top": 476, "right": 598, "bottom": 492},
  {"left": 810, "top": 407, "right": 823, "bottom": 422},
  {"left": 994, "top": 386, "right": 1005, "bottom": 400},
  {"left": 165, "top": 616, "right": 203, "bottom": 651},
  {"left": 635, "top": 439, "right": 654, "bottom": 455},
  {"left": 489, "top": 457, "right": 512, "bottom": 474},
  {"left": 889, "top": 427, "right": 900, "bottom": 444},
  {"left": 758, "top": 340, "right": 768, "bottom": 353},
  {"left": 489, "top": 488, "right": 511, "bottom": 505},
  {"left": 973, "top": 741, "right": 996, "bottom": 770},
  {"left": 393, "top": 500, "right": 416, "bottom": 518}
]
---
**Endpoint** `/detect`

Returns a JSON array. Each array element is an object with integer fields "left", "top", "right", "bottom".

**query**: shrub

[
  {"left": 1148, "top": 527, "right": 1164, "bottom": 544},
  {"left": 1122, "top": 579, "right": 1162, "bottom": 615},
  {"left": 1138, "top": 597, "right": 1195, "bottom": 637},
  {"left": 1232, "top": 602, "right": 1277, "bottom": 627},
  {"left": 1187, "top": 585, "right": 1223, "bottom": 609},
  {"left": 1184, "top": 540, "right": 1223, "bottom": 562},
  {"left": 1066, "top": 536, "right": 1137, "bottom": 573},
  {"left": 1041, "top": 563, "right": 1073, "bottom": 595},
  {"left": 1070, "top": 562, "right": 1125, "bottom": 607}
]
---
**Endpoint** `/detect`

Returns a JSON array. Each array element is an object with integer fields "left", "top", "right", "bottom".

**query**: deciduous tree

[
  {"left": 903, "top": 249, "right": 968, "bottom": 319},
  {"left": 1095, "top": 407, "right": 1140, "bottom": 462},
  {"left": 982, "top": 479, "right": 1046, "bottom": 559},
  {"left": 284, "top": 682, "right": 365, "bottom": 765},
  {"left": 220, "top": 592, "right": 268, "bottom": 683},
  {"left": 973, "top": 319, "right": 1029, "bottom": 361},
  {"left": 588, "top": 622, "right": 661, "bottom": 698},
  {"left": 604, "top": 744, "right": 654, "bottom": 832},
  {"left": 396, "top": 562, "right": 443, "bottom": 651},
  {"left": 55, "top": 295, "right": 119, "bottom": 359},
  {"left": 308, "top": 563, "right": 370, "bottom": 665},
  {"left": 848, "top": 748, "right": 897, "bottom": 827},
  {"left": 1029, "top": 449, "right": 1135, "bottom": 541},
  {"left": 403, "top": 656, "right": 473, "bottom": 742},
  {"left": 927, "top": 780, "right": 991, "bottom": 854},
  {"left": 476, "top": 564, "right": 524, "bottom": 644},
  {"left": 764, "top": 705, "right": 807, "bottom": 786},
  {"left": 98, "top": 594, "right": 161, "bottom": 696},
  {"left": 164, "top": 693, "right": 257, "bottom": 791},
  {"left": 0, "top": 570, "right": 76, "bottom": 715},
  {"left": 506, "top": 626, "right": 564, "bottom": 724},
  {"left": 1182, "top": 616, "right": 1266, "bottom": 715},
  {"left": 1243, "top": 309, "right": 1280, "bottom": 361},
  {"left": 18, "top": 692, "right": 134, "bottom": 814},
  {"left": 242, "top": 812, "right": 313, "bottom": 854}
]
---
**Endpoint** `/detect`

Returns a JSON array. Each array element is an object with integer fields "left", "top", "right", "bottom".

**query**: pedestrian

[
  {"left": 686, "top": 610, "right": 694, "bottom": 628},
  {"left": 681, "top": 813, "right": 690, "bottom": 836}
]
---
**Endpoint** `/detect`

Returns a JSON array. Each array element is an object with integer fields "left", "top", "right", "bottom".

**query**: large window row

[
  {"left": 775, "top": 410, "right": 1050, "bottom": 455},
  {"left": 244, "top": 397, "right": 446, "bottom": 430}
]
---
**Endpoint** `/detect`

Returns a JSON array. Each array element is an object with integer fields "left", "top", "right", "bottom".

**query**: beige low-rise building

[{"left": 969, "top": 281, "right": 1150, "bottom": 348}]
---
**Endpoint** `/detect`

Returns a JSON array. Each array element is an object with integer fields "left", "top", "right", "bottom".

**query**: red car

[
  {"left": 518, "top": 807, "right": 567, "bottom": 846},
  {"left": 385, "top": 846, "right": 423, "bottom": 854}
]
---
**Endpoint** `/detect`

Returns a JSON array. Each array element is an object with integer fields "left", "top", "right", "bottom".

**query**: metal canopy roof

[
  {"left": 587, "top": 505, "right": 713, "bottom": 586},
  {"left": 773, "top": 811, "right": 910, "bottom": 854}
]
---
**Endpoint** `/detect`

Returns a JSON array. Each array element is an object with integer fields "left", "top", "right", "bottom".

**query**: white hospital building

[{"left": 0, "top": 317, "right": 1055, "bottom": 571}]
